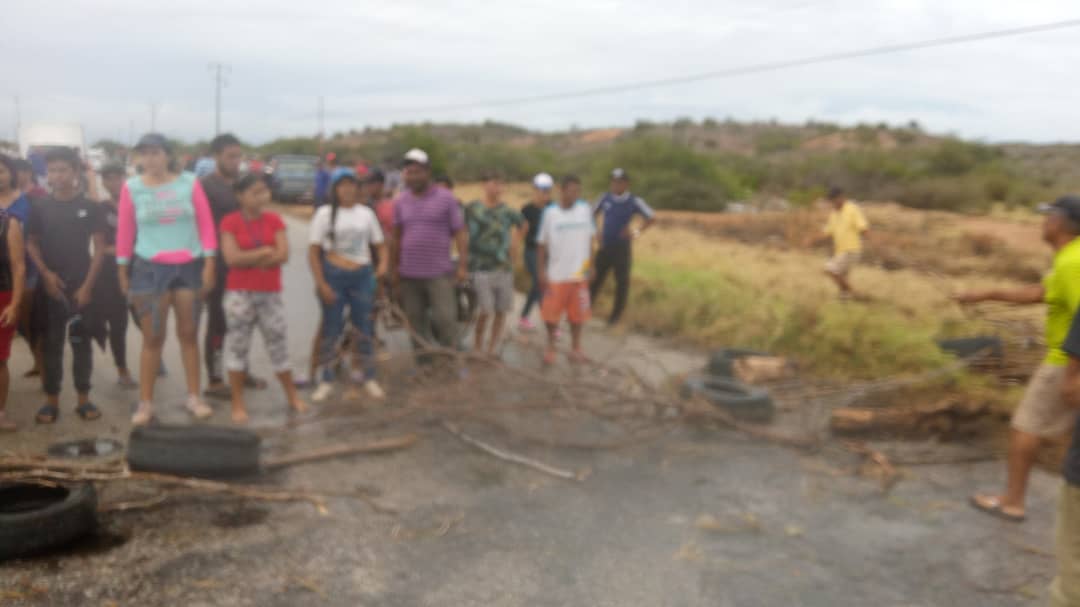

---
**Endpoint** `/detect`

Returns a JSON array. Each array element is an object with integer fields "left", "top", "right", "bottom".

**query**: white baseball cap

[
  {"left": 533, "top": 172, "right": 554, "bottom": 190},
  {"left": 402, "top": 148, "right": 429, "bottom": 166}
]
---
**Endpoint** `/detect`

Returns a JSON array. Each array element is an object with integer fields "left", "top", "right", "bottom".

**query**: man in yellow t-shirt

[
  {"left": 813, "top": 187, "right": 868, "bottom": 298},
  {"left": 954, "top": 195, "right": 1080, "bottom": 523}
]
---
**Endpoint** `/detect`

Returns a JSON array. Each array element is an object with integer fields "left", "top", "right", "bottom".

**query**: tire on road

[
  {"left": 0, "top": 482, "right": 97, "bottom": 561},
  {"left": 706, "top": 348, "right": 770, "bottom": 378},
  {"left": 683, "top": 376, "right": 776, "bottom": 423},
  {"left": 127, "top": 424, "right": 262, "bottom": 478}
]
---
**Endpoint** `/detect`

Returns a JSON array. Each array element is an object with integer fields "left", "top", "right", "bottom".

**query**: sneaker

[
  {"left": 117, "top": 374, "right": 138, "bottom": 389},
  {"left": 311, "top": 382, "right": 335, "bottom": 403},
  {"left": 131, "top": 401, "right": 154, "bottom": 426},
  {"left": 364, "top": 380, "right": 386, "bottom": 400},
  {"left": 518, "top": 318, "right": 536, "bottom": 332},
  {"left": 293, "top": 372, "right": 312, "bottom": 388},
  {"left": 185, "top": 395, "right": 214, "bottom": 420},
  {"left": 350, "top": 369, "right": 367, "bottom": 384}
]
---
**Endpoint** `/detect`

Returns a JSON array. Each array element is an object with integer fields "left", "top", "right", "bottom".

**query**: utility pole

[
  {"left": 317, "top": 96, "right": 325, "bottom": 157},
  {"left": 149, "top": 101, "right": 159, "bottom": 132},
  {"left": 209, "top": 62, "right": 230, "bottom": 136}
]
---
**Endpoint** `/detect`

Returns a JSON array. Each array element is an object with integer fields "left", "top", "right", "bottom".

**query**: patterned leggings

[{"left": 224, "top": 291, "right": 290, "bottom": 374}]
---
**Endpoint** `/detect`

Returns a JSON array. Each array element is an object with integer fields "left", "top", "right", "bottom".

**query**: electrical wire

[{"left": 380, "top": 18, "right": 1080, "bottom": 114}]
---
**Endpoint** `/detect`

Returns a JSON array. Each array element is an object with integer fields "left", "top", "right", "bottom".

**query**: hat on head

[
  {"left": 533, "top": 173, "right": 554, "bottom": 190},
  {"left": 135, "top": 133, "right": 171, "bottom": 153},
  {"left": 610, "top": 167, "right": 629, "bottom": 180},
  {"left": 330, "top": 167, "right": 359, "bottom": 188},
  {"left": 1039, "top": 195, "right": 1080, "bottom": 224},
  {"left": 402, "top": 148, "right": 429, "bottom": 167}
]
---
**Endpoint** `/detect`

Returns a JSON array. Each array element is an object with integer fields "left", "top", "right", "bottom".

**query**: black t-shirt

[
  {"left": 101, "top": 201, "right": 119, "bottom": 248},
  {"left": 200, "top": 173, "right": 239, "bottom": 230},
  {"left": 522, "top": 202, "right": 545, "bottom": 250},
  {"left": 27, "top": 195, "right": 104, "bottom": 284},
  {"left": 1061, "top": 317, "right": 1080, "bottom": 486}
]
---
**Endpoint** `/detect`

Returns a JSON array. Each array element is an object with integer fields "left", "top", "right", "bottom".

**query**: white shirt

[
  {"left": 536, "top": 200, "right": 595, "bottom": 283},
  {"left": 308, "top": 204, "right": 385, "bottom": 266}
]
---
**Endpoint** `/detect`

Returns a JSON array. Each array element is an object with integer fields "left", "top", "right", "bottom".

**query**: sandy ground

[{"left": 0, "top": 211, "right": 1062, "bottom": 606}]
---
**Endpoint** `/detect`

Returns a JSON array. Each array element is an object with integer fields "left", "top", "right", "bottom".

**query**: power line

[{"left": 380, "top": 18, "right": 1080, "bottom": 114}]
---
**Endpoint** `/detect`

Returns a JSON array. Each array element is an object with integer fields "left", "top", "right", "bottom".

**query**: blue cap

[{"left": 330, "top": 167, "right": 359, "bottom": 188}]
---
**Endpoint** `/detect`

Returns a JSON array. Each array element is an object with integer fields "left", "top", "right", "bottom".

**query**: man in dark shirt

[
  {"left": 519, "top": 173, "right": 552, "bottom": 331},
  {"left": 589, "top": 168, "right": 655, "bottom": 326},
  {"left": 26, "top": 148, "right": 106, "bottom": 424},
  {"left": 1052, "top": 314, "right": 1080, "bottom": 605},
  {"left": 200, "top": 133, "right": 265, "bottom": 398},
  {"left": 92, "top": 162, "right": 137, "bottom": 388}
]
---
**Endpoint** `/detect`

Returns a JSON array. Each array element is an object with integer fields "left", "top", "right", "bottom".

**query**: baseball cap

[
  {"left": 1038, "top": 195, "right": 1080, "bottom": 224},
  {"left": 533, "top": 173, "right": 554, "bottom": 190},
  {"left": 330, "top": 167, "right": 359, "bottom": 188},
  {"left": 134, "top": 133, "right": 170, "bottom": 152},
  {"left": 610, "top": 168, "right": 629, "bottom": 180},
  {"left": 402, "top": 148, "right": 429, "bottom": 167}
]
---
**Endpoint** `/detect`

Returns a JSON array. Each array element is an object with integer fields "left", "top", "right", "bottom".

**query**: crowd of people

[{"left": 0, "top": 136, "right": 660, "bottom": 431}]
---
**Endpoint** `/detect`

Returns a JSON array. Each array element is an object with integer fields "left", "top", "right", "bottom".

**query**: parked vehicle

[{"left": 268, "top": 154, "right": 318, "bottom": 203}]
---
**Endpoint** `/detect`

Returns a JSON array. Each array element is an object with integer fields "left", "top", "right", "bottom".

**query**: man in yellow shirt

[
  {"left": 813, "top": 187, "right": 869, "bottom": 298},
  {"left": 954, "top": 195, "right": 1080, "bottom": 523}
]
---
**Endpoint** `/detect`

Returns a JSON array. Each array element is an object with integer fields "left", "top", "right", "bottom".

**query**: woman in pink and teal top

[{"left": 116, "top": 133, "right": 218, "bottom": 425}]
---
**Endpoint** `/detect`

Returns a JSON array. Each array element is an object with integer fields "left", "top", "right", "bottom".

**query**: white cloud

[{"left": 2, "top": 0, "right": 1079, "bottom": 144}]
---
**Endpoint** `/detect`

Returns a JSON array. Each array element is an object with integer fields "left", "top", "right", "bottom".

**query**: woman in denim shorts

[{"left": 116, "top": 134, "right": 219, "bottom": 425}]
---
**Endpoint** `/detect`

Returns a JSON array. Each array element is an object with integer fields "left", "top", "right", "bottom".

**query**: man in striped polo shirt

[
  {"left": 392, "top": 149, "right": 469, "bottom": 363},
  {"left": 590, "top": 168, "right": 655, "bottom": 326}
]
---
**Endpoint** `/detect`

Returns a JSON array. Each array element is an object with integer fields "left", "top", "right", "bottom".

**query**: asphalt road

[{"left": 0, "top": 212, "right": 1062, "bottom": 606}]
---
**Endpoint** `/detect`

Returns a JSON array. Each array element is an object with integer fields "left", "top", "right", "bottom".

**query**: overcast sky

[{"left": 3, "top": 0, "right": 1079, "bottom": 145}]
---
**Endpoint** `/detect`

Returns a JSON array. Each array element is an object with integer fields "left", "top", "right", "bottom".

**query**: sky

[{"left": 3, "top": 0, "right": 1080, "bottom": 146}]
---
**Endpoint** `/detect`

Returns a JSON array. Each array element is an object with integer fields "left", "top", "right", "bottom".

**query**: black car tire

[
  {"left": 683, "top": 376, "right": 776, "bottom": 423},
  {"left": 0, "top": 482, "right": 97, "bottom": 561},
  {"left": 127, "top": 424, "right": 262, "bottom": 478}
]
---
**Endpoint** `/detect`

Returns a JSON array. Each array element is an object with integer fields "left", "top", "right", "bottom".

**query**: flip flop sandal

[
  {"left": 35, "top": 404, "right": 59, "bottom": 424},
  {"left": 75, "top": 402, "right": 102, "bottom": 421},
  {"left": 23, "top": 368, "right": 41, "bottom": 378},
  {"left": 0, "top": 413, "right": 16, "bottom": 431},
  {"left": 243, "top": 374, "right": 269, "bottom": 390},
  {"left": 969, "top": 495, "right": 1026, "bottom": 523}
]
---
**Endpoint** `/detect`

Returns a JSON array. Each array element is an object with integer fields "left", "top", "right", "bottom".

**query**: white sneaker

[
  {"left": 311, "top": 382, "right": 335, "bottom": 403},
  {"left": 364, "top": 380, "right": 386, "bottom": 400}
]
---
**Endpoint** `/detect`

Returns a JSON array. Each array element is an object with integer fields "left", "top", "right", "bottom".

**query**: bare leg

[
  {"left": 570, "top": 323, "right": 584, "bottom": 353},
  {"left": 973, "top": 428, "right": 1040, "bottom": 518},
  {"left": 474, "top": 313, "right": 489, "bottom": 355},
  {"left": 488, "top": 312, "right": 506, "bottom": 355},
  {"left": 228, "top": 370, "right": 248, "bottom": 423},
  {"left": 1002, "top": 429, "right": 1042, "bottom": 512},
  {"left": 307, "top": 322, "right": 321, "bottom": 381},
  {"left": 277, "top": 370, "right": 308, "bottom": 414},
  {"left": 826, "top": 270, "right": 852, "bottom": 294},
  {"left": 172, "top": 290, "right": 202, "bottom": 399},
  {"left": 137, "top": 295, "right": 168, "bottom": 406},
  {"left": 543, "top": 323, "right": 558, "bottom": 365}
]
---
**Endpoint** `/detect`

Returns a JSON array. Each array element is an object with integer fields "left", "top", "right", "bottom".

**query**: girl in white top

[{"left": 307, "top": 169, "right": 387, "bottom": 403}]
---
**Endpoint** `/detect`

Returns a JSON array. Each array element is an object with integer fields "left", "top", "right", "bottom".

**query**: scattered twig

[
  {"left": 262, "top": 434, "right": 419, "bottom": 470},
  {"left": 441, "top": 421, "right": 585, "bottom": 482}
]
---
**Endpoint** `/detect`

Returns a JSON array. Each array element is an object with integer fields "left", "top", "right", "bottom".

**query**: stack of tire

[{"left": 682, "top": 349, "right": 776, "bottom": 423}]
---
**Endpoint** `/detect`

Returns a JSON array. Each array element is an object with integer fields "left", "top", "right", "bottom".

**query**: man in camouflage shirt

[{"left": 465, "top": 173, "right": 524, "bottom": 356}]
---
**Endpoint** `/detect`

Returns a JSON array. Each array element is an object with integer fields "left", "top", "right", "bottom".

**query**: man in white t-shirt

[{"left": 537, "top": 174, "right": 596, "bottom": 366}]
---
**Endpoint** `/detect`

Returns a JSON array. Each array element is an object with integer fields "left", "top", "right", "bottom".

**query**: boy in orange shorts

[{"left": 537, "top": 175, "right": 596, "bottom": 365}]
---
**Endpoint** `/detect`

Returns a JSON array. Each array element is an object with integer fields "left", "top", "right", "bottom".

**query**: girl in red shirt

[{"left": 219, "top": 174, "right": 308, "bottom": 423}]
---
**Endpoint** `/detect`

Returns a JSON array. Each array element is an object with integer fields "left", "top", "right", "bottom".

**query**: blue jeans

[
  {"left": 319, "top": 262, "right": 375, "bottom": 382},
  {"left": 521, "top": 247, "right": 541, "bottom": 319}
]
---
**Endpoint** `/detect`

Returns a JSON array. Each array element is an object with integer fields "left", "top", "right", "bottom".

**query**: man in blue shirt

[
  {"left": 589, "top": 168, "right": 655, "bottom": 326},
  {"left": 314, "top": 153, "right": 337, "bottom": 207}
]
